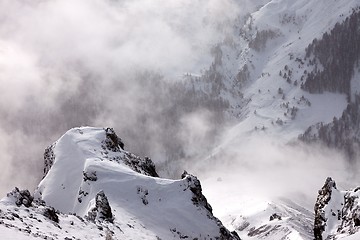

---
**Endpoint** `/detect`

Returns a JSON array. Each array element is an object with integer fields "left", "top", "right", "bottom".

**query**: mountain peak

[
  {"left": 314, "top": 177, "right": 360, "bottom": 240},
  {"left": 0, "top": 127, "right": 239, "bottom": 239}
]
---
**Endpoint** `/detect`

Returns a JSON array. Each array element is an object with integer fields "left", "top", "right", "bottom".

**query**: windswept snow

[{"left": 0, "top": 127, "right": 237, "bottom": 240}]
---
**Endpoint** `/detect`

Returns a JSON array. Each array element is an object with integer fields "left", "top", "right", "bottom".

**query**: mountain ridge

[
  {"left": 0, "top": 127, "right": 239, "bottom": 240},
  {"left": 2, "top": 0, "right": 360, "bottom": 239}
]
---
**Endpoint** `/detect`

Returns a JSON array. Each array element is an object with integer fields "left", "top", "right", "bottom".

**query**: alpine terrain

[
  {"left": 0, "top": 127, "right": 240, "bottom": 239},
  {"left": 1, "top": 0, "right": 360, "bottom": 239}
]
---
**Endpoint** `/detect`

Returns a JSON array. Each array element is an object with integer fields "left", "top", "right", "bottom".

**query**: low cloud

[
  {"left": 189, "top": 133, "right": 355, "bottom": 208},
  {"left": 1, "top": 0, "right": 349, "bottom": 210},
  {"left": 0, "top": 0, "right": 243, "bottom": 195}
]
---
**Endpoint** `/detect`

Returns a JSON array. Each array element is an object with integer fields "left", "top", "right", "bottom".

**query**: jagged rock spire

[
  {"left": 314, "top": 177, "right": 337, "bottom": 240},
  {"left": 86, "top": 190, "right": 114, "bottom": 223}
]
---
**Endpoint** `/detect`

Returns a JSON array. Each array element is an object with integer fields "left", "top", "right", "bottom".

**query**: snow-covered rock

[
  {"left": 314, "top": 177, "right": 360, "bottom": 240},
  {"left": 219, "top": 198, "right": 314, "bottom": 240},
  {"left": 4, "top": 187, "right": 33, "bottom": 208},
  {"left": 0, "top": 126, "right": 239, "bottom": 240},
  {"left": 2, "top": 0, "right": 360, "bottom": 239},
  {"left": 86, "top": 190, "right": 114, "bottom": 223}
]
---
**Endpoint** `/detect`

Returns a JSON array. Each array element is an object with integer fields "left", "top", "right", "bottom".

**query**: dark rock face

[
  {"left": 123, "top": 154, "right": 159, "bottom": 178},
  {"left": 86, "top": 191, "right": 114, "bottom": 223},
  {"left": 43, "top": 206, "right": 59, "bottom": 223},
  {"left": 314, "top": 177, "right": 336, "bottom": 240},
  {"left": 83, "top": 171, "right": 97, "bottom": 182},
  {"left": 43, "top": 143, "right": 56, "bottom": 178},
  {"left": 313, "top": 177, "right": 360, "bottom": 239},
  {"left": 269, "top": 213, "right": 282, "bottom": 221},
  {"left": 104, "top": 127, "right": 124, "bottom": 151},
  {"left": 181, "top": 171, "right": 241, "bottom": 240},
  {"left": 336, "top": 190, "right": 360, "bottom": 236},
  {"left": 182, "top": 171, "right": 213, "bottom": 214},
  {"left": 35, "top": 128, "right": 240, "bottom": 238},
  {"left": 102, "top": 127, "right": 159, "bottom": 177},
  {"left": 6, "top": 187, "right": 33, "bottom": 208}
]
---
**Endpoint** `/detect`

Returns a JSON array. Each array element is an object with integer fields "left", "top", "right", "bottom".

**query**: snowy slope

[
  {"left": 1, "top": 1, "right": 360, "bottom": 240},
  {"left": 207, "top": 0, "right": 360, "bottom": 141},
  {"left": 192, "top": 0, "right": 360, "bottom": 239},
  {"left": 202, "top": 172, "right": 315, "bottom": 240},
  {"left": 0, "top": 127, "right": 239, "bottom": 240}
]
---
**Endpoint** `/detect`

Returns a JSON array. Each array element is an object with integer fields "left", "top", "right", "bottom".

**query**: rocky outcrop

[
  {"left": 43, "top": 143, "right": 56, "bottom": 178},
  {"left": 181, "top": 171, "right": 241, "bottom": 240},
  {"left": 86, "top": 190, "right": 114, "bottom": 223},
  {"left": 269, "top": 213, "right": 282, "bottom": 221},
  {"left": 0, "top": 189, "right": 123, "bottom": 239},
  {"left": 4, "top": 127, "right": 242, "bottom": 239},
  {"left": 101, "top": 127, "right": 159, "bottom": 177},
  {"left": 6, "top": 187, "right": 33, "bottom": 208},
  {"left": 43, "top": 206, "right": 59, "bottom": 223},
  {"left": 314, "top": 177, "right": 360, "bottom": 239},
  {"left": 122, "top": 154, "right": 159, "bottom": 177},
  {"left": 103, "top": 127, "right": 124, "bottom": 151},
  {"left": 83, "top": 170, "right": 97, "bottom": 182},
  {"left": 314, "top": 177, "right": 337, "bottom": 240},
  {"left": 338, "top": 190, "right": 360, "bottom": 236},
  {"left": 182, "top": 171, "right": 213, "bottom": 213}
]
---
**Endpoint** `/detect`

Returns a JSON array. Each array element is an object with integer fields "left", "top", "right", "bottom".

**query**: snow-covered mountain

[
  {"left": 181, "top": 0, "right": 360, "bottom": 239},
  {"left": 314, "top": 177, "right": 360, "bottom": 240},
  {"left": 0, "top": 127, "right": 239, "bottom": 240},
  {"left": 1, "top": 0, "right": 360, "bottom": 239},
  {"left": 187, "top": 0, "right": 360, "bottom": 140},
  {"left": 1, "top": 127, "right": 359, "bottom": 240}
]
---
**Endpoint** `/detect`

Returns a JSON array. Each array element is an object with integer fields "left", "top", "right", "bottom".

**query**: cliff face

[
  {"left": 314, "top": 177, "right": 360, "bottom": 240},
  {"left": 314, "top": 177, "right": 338, "bottom": 240}
]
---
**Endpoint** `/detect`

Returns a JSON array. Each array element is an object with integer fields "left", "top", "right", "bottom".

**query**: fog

[
  {"left": 192, "top": 133, "right": 357, "bottom": 209},
  {"left": 0, "top": 0, "right": 248, "bottom": 195},
  {"left": 0, "top": 0, "right": 354, "bottom": 210}
]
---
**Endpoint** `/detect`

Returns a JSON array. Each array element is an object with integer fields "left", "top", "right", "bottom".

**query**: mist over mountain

[
  {"left": 1, "top": 0, "right": 360, "bottom": 239},
  {"left": 0, "top": 0, "right": 258, "bottom": 195}
]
